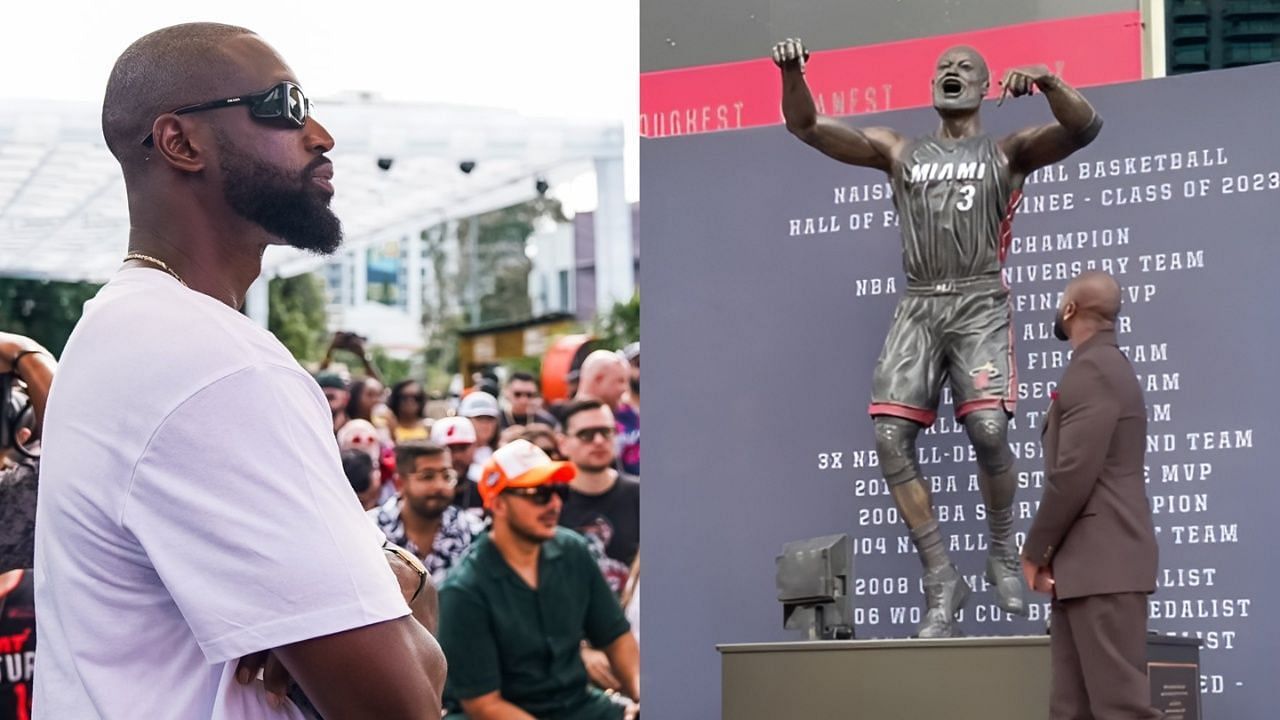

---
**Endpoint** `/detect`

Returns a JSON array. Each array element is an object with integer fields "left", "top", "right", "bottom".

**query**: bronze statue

[{"left": 772, "top": 39, "right": 1101, "bottom": 637}]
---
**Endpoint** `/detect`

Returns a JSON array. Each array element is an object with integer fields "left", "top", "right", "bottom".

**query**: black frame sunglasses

[
  {"left": 572, "top": 426, "right": 616, "bottom": 443},
  {"left": 503, "top": 484, "right": 569, "bottom": 505},
  {"left": 142, "top": 81, "right": 314, "bottom": 146}
]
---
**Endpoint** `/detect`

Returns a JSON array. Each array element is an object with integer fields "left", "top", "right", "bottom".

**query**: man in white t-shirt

[{"left": 34, "top": 23, "right": 442, "bottom": 719}]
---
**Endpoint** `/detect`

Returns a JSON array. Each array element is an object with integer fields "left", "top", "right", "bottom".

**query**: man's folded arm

[{"left": 275, "top": 615, "right": 443, "bottom": 720}]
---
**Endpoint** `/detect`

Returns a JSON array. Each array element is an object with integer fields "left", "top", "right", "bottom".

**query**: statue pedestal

[{"left": 717, "top": 634, "right": 1201, "bottom": 720}]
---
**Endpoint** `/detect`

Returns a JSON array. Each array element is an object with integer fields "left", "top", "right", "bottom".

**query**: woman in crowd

[
  {"left": 346, "top": 376, "right": 385, "bottom": 424},
  {"left": 347, "top": 376, "right": 396, "bottom": 446},
  {"left": 388, "top": 379, "right": 432, "bottom": 443}
]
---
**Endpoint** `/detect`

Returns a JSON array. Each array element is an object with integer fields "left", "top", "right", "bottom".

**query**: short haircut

[
  {"left": 560, "top": 398, "right": 608, "bottom": 429},
  {"left": 394, "top": 440, "right": 447, "bottom": 475},
  {"left": 102, "top": 22, "right": 253, "bottom": 165},
  {"left": 340, "top": 449, "right": 374, "bottom": 494},
  {"left": 508, "top": 371, "right": 539, "bottom": 387}
]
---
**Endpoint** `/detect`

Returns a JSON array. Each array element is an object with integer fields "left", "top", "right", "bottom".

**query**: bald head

[
  {"left": 1065, "top": 271, "right": 1122, "bottom": 323},
  {"left": 937, "top": 45, "right": 990, "bottom": 83},
  {"left": 932, "top": 45, "right": 990, "bottom": 114},
  {"left": 102, "top": 24, "right": 342, "bottom": 255},
  {"left": 577, "top": 350, "right": 629, "bottom": 409},
  {"left": 102, "top": 23, "right": 254, "bottom": 165},
  {"left": 1056, "top": 271, "right": 1121, "bottom": 346}
]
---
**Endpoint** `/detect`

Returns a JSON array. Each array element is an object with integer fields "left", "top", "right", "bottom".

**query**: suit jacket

[{"left": 1023, "top": 329, "right": 1158, "bottom": 600}]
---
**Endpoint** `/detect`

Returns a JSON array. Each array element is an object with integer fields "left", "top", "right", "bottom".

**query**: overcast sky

[{"left": 0, "top": 0, "right": 638, "bottom": 206}]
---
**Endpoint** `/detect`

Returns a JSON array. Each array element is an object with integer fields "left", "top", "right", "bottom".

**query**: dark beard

[
  {"left": 509, "top": 516, "right": 553, "bottom": 545},
  {"left": 407, "top": 496, "right": 450, "bottom": 521},
  {"left": 216, "top": 131, "right": 342, "bottom": 254}
]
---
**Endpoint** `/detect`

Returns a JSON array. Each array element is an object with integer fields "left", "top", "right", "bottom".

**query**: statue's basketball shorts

[{"left": 869, "top": 276, "right": 1016, "bottom": 427}]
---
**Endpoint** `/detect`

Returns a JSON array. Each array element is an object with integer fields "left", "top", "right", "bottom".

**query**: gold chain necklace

[{"left": 123, "top": 253, "right": 188, "bottom": 287}]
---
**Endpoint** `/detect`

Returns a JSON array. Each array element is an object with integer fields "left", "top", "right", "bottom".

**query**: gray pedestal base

[{"left": 718, "top": 635, "right": 1201, "bottom": 720}]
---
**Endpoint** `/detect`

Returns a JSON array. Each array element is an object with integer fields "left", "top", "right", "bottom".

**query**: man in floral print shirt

[{"left": 369, "top": 440, "right": 485, "bottom": 585}]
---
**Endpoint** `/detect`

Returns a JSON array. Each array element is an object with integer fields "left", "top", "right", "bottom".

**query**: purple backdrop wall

[{"left": 642, "top": 63, "right": 1278, "bottom": 719}]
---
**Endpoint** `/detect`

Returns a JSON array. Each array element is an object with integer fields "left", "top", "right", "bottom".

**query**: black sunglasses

[
  {"left": 142, "top": 81, "right": 314, "bottom": 146},
  {"left": 572, "top": 426, "right": 616, "bottom": 443},
  {"left": 504, "top": 484, "right": 569, "bottom": 505}
]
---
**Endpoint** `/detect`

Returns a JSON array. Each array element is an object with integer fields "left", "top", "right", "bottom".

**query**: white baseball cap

[
  {"left": 337, "top": 419, "right": 380, "bottom": 461},
  {"left": 430, "top": 416, "right": 477, "bottom": 445},
  {"left": 459, "top": 391, "right": 500, "bottom": 419}
]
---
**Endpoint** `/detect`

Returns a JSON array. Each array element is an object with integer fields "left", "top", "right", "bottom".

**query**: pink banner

[{"left": 641, "top": 12, "right": 1144, "bottom": 138}]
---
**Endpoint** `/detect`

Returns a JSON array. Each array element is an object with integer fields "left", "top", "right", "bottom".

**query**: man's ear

[{"left": 150, "top": 115, "right": 209, "bottom": 173}]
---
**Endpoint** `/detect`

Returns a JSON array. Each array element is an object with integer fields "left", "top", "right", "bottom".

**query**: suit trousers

[{"left": 1050, "top": 592, "right": 1164, "bottom": 720}]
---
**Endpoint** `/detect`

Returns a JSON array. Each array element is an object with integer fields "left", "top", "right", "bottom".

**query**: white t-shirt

[{"left": 34, "top": 269, "right": 410, "bottom": 719}]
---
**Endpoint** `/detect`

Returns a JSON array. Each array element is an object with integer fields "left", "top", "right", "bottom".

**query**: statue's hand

[
  {"left": 998, "top": 65, "right": 1053, "bottom": 105},
  {"left": 771, "top": 38, "right": 810, "bottom": 72}
]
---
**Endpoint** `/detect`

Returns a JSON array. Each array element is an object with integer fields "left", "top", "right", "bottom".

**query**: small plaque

[{"left": 1149, "top": 662, "right": 1200, "bottom": 719}]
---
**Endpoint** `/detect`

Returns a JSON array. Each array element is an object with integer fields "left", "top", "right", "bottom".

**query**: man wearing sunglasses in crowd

[
  {"left": 34, "top": 23, "right": 441, "bottom": 719},
  {"left": 438, "top": 440, "right": 640, "bottom": 720},
  {"left": 557, "top": 400, "right": 639, "bottom": 596},
  {"left": 499, "top": 372, "right": 559, "bottom": 431}
]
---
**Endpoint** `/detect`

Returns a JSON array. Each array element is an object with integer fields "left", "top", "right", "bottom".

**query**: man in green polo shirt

[{"left": 439, "top": 439, "right": 640, "bottom": 720}]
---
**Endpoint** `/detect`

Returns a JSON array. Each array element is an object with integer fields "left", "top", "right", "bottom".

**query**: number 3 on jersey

[{"left": 956, "top": 184, "right": 976, "bottom": 211}]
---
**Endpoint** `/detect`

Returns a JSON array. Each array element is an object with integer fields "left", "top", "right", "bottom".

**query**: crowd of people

[
  {"left": 3, "top": 329, "right": 644, "bottom": 718},
  {"left": 315, "top": 332, "right": 643, "bottom": 717},
  {"left": 0, "top": 328, "right": 643, "bottom": 719}
]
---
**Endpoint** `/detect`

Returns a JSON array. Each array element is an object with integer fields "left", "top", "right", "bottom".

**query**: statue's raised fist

[{"left": 771, "top": 38, "right": 810, "bottom": 71}]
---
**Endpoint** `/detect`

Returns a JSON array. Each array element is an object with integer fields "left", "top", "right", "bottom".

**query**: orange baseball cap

[{"left": 478, "top": 439, "right": 576, "bottom": 509}]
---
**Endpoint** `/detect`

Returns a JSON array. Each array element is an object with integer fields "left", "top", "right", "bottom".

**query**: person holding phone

[{"left": 0, "top": 332, "right": 55, "bottom": 574}]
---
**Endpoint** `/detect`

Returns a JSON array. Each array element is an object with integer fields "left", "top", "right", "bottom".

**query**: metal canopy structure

[{"left": 0, "top": 95, "right": 625, "bottom": 285}]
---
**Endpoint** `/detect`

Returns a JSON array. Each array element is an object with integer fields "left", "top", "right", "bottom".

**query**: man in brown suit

[{"left": 1021, "top": 272, "right": 1162, "bottom": 719}]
